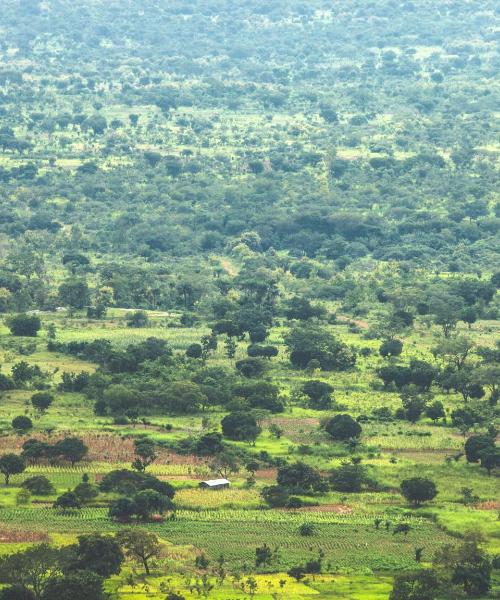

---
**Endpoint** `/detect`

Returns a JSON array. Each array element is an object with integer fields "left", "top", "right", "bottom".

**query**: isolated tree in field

[
  {"left": 73, "top": 475, "right": 99, "bottom": 504},
  {"left": 53, "top": 491, "right": 81, "bottom": 511},
  {"left": 400, "top": 477, "right": 437, "bottom": 506},
  {"left": 478, "top": 446, "right": 499, "bottom": 475},
  {"left": 21, "top": 439, "right": 51, "bottom": 465},
  {"left": 287, "top": 566, "right": 306, "bottom": 581},
  {"left": 6, "top": 314, "right": 41, "bottom": 337},
  {"left": 255, "top": 543, "right": 273, "bottom": 567},
  {"left": 71, "top": 534, "right": 124, "bottom": 577},
  {"left": 12, "top": 416, "right": 33, "bottom": 433},
  {"left": 324, "top": 414, "right": 362, "bottom": 441},
  {"left": 31, "top": 392, "right": 54, "bottom": 414},
  {"left": 260, "top": 485, "right": 290, "bottom": 508},
  {"left": 22, "top": 476, "right": 54, "bottom": 496},
  {"left": 132, "top": 438, "right": 157, "bottom": 472},
  {"left": 82, "top": 114, "right": 107, "bottom": 134},
  {"left": 221, "top": 412, "right": 261, "bottom": 443},
  {"left": 389, "top": 570, "right": 439, "bottom": 600},
  {"left": 117, "top": 528, "right": 161, "bottom": 575},
  {"left": 53, "top": 437, "right": 88, "bottom": 466},
  {"left": 209, "top": 450, "right": 240, "bottom": 479},
  {"left": 393, "top": 523, "right": 411, "bottom": 537},
  {"left": 0, "top": 453, "right": 26, "bottom": 484}
]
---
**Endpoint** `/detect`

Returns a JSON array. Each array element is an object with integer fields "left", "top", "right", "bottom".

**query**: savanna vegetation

[{"left": 0, "top": 0, "right": 498, "bottom": 598}]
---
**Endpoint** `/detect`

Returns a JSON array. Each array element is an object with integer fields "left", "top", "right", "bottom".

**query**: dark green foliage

[
  {"left": 22, "top": 476, "right": 54, "bottom": 496},
  {"left": 302, "top": 380, "right": 334, "bottom": 410},
  {"left": 53, "top": 437, "right": 88, "bottom": 466},
  {"left": 41, "top": 570, "right": 106, "bottom": 600},
  {"left": 277, "top": 462, "right": 324, "bottom": 493},
  {"left": 284, "top": 325, "right": 356, "bottom": 371},
  {"left": 0, "top": 454, "right": 25, "bottom": 484},
  {"left": 400, "top": 478, "right": 437, "bottom": 507},
  {"left": 30, "top": 392, "right": 53, "bottom": 413},
  {"left": 380, "top": 339, "right": 403, "bottom": 358},
  {"left": 221, "top": 412, "right": 261, "bottom": 443},
  {"left": 0, "top": 586, "right": 36, "bottom": 600},
  {"left": 100, "top": 469, "right": 175, "bottom": 498},
  {"left": 389, "top": 570, "right": 439, "bottom": 600},
  {"left": 11, "top": 416, "right": 32, "bottom": 433},
  {"left": 6, "top": 314, "right": 41, "bottom": 337},
  {"left": 53, "top": 491, "right": 81, "bottom": 511},
  {"left": 464, "top": 435, "right": 496, "bottom": 463},
  {"left": 235, "top": 357, "right": 268, "bottom": 378},
  {"left": 330, "top": 462, "right": 367, "bottom": 492},
  {"left": 70, "top": 534, "right": 124, "bottom": 577},
  {"left": 324, "top": 414, "right": 362, "bottom": 441}
]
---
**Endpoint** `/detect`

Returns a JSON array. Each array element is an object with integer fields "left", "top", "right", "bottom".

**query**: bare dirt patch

[{"left": 0, "top": 527, "right": 49, "bottom": 543}]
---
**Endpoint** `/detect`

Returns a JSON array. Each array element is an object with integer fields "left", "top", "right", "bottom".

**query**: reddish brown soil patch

[
  {"left": 255, "top": 468, "right": 277, "bottom": 480},
  {"left": 477, "top": 501, "right": 500, "bottom": 510},
  {"left": 336, "top": 315, "right": 369, "bottom": 329},
  {"left": 0, "top": 433, "right": 205, "bottom": 466},
  {"left": 0, "top": 528, "right": 49, "bottom": 543}
]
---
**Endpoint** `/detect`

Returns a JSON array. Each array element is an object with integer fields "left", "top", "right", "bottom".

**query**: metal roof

[{"left": 200, "top": 479, "right": 230, "bottom": 486}]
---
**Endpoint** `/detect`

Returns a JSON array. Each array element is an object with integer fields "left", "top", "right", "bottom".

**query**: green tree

[
  {"left": 53, "top": 491, "right": 81, "bottom": 511},
  {"left": 400, "top": 477, "right": 437, "bottom": 507},
  {"left": 0, "top": 454, "right": 26, "bottom": 484},
  {"left": 221, "top": 412, "right": 261, "bottom": 443},
  {"left": 323, "top": 414, "right": 362, "bottom": 441},
  {"left": 70, "top": 534, "right": 124, "bottom": 577},
  {"left": 22, "top": 476, "right": 54, "bottom": 496},
  {"left": 30, "top": 392, "right": 54, "bottom": 414},
  {"left": 58, "top": 278, "right": 90, "bottom": 312},
  {"left": 284, "top": 324, "right": 356, "bottom": 371},
  {"left": 0, "top": 544, "right": 62, "bottom": 599},
  {"left": 6, "top": 314, "right": 41, "bottom": 337},
  {"left": 53, "top": 437, "right": 88, "bottom": 466},
  {"left": 132, "top": 438, "right": 157, "bottom": 472},
  {"left": 11, "top": 416, "right": 33, "bottom": 433},
  {"left": 389, "top": 570, "right": 439, "bottom": 600},
  {"left": 41, "top": 570, "right": 105, "bottom": 600},
  {"left": 116, "top": 529, "right": 161, "bottom": 575}
]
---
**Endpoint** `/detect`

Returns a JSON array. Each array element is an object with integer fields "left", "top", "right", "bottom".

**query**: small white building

[{"left": 199, "top": 478, "right": 230, "bottom": 490}]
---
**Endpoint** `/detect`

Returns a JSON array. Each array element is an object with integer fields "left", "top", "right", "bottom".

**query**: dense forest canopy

[{"left": 0, "top": 0, "right": 498, "bottom": 315}]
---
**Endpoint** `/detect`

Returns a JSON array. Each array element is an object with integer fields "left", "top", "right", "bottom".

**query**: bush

[
  {"left": 11, "top": 416, "right": 33, "bottom": 433},
  {"left": 324, "top": 414, "right": 362, "bottom": 441},
  {"left": 6, "top": 314, "right": 41, "bottom": 337},
  {"left": 22, "top": 475, "right": 55, "bottom": 495}
]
